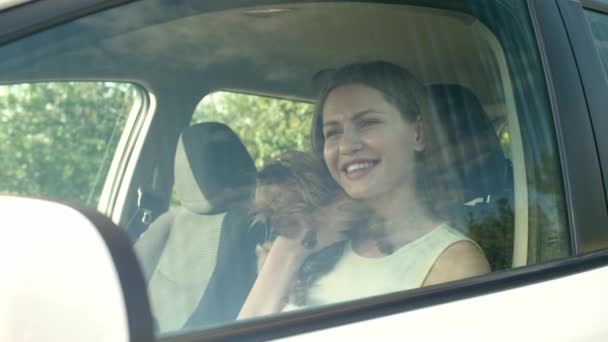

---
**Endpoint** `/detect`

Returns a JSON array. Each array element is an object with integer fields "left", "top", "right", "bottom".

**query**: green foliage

[
  {"left": 466, "top": 198, "right": 514, "bottom": 271},
  {"left": 0, "top": 82, "right": 136, "bottom": 205},
  {"left": 192, "top": 92, "right": 313, "bottom": 169},
  {"left": 499, "top": 129, "right": 511, "bottom": 159}
]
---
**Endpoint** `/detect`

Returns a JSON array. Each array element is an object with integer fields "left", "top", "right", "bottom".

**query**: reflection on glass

[{"left": 0, "top": 0, "right": 571, "bottom": 336}]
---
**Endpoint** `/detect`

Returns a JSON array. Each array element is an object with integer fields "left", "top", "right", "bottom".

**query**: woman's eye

[
  {"left": 360, "top": 119, "right": 381, "bottom": 128},
  {"left": 324, "top": 129, "right": 341, "bottom": 139}
]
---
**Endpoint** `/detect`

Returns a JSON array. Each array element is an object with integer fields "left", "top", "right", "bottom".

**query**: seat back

[
  {"left": 134, "top": 122, "right": 256, "bottom": 332},
  {"left": 426, "top": 84, "right": 514, "bottom": 270}
]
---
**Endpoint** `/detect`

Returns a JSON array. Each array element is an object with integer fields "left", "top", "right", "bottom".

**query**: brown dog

[{"left": 251, "top": 151, "right": 372, "bottom": 305}]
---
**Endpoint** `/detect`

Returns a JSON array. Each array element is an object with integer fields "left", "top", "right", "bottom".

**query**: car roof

[{"left": 0, "top": 1, "right": 505, "bottom": 114}]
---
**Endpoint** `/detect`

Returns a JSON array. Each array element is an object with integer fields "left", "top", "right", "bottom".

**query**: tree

[
  {"left": 0, "top": 82, "right": 136, "bottom": 205},
  {"left": 192, "top": 92, "right": 313, "bottom": 169}
]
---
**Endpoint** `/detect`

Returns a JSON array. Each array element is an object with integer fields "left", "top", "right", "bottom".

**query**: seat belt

[{"left": 127, "top": 187, "right": 167, "bottom": 242}]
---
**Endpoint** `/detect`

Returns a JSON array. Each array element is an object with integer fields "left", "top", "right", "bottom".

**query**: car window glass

[
  {"left": 167, "top": 92, "right": 313, "bottom": 208},
  {"left": 192, "top": 91, "right": 313, "bottom": 168},
  {"left": 0, "top": 0, "right": 570, "bottom": 338},
  {"left": 0, "top": 82, "right": 139, "bottom": 205},
  {"left": 584, "top": 9, "right": 608, "bottom": 76}
]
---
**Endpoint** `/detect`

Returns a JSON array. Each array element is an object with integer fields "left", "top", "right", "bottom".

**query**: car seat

[
  {"left": 426, "top": 84, "right": 514, "bottom": 270},
  {"left": 133, "top": 122, "right": 258, "bottom": 332}
]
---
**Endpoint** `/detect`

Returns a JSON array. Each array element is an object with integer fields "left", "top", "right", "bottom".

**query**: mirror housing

[{"left": 0, "top": 196, "right": 154, "bottom": 342}]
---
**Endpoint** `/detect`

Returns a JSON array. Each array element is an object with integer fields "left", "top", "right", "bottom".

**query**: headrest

[
  {"left": 426, "top": 84, "right": 509, "bottom": 202},
  {"left": 174, "top": 122, "right": 256, "bottom": 214}
]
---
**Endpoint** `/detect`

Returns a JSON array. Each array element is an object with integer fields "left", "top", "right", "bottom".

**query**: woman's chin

[{"left": 344, "top": 186, "right": 373, "bottom": 200}]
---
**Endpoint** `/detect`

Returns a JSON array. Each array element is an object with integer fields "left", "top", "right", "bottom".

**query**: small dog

[{"left": 251, "top": 151, "right": 372, "bottom": 305}]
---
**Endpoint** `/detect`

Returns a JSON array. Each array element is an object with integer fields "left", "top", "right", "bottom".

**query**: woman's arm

[
  {"left": 422, "top": 240, "right": 490, "bottom": 287},
  {"left": 238, "top": 236, "right": 310, "bottom": 319},
  {"left": 238, "top": 218, "right": 349, "bottom": 319}
]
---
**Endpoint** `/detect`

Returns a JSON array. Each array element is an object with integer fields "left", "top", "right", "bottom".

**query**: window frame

[
  {"left": 1, "top": 0, "right": 607, "bottom": 341},
  {"left": 556, "top": 0, "right": 608, "bottom": 253},
  {"left": 530, "top": 0, "right": 608, "bottom": 256},
  {"left": 97, "top": 82, "right": 152, "bottom": 221},
  {"left": 566, "top": 0, "right": 608, "bottom": 236}
]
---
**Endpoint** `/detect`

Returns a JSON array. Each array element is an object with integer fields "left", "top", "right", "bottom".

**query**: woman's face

[{"left": 321, "top": 84, "right": 424, "bottom": 201}]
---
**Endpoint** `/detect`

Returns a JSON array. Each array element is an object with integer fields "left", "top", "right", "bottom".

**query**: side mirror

[{"left": 0, "top": 196, "right": 154, "bottom": 342}]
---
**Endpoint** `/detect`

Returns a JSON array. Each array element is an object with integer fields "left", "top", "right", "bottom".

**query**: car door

[{"left": 1, "top": 0, "right": 608, "bottom": 341}]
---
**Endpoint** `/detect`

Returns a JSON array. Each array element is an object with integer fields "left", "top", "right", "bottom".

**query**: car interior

[{"left": 0, "top": 0, "right": 571, "bottom": 336}]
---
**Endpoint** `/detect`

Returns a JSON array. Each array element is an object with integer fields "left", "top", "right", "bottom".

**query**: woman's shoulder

[{"left": 421, "top": 225, "right": 491, "bottom": 286}]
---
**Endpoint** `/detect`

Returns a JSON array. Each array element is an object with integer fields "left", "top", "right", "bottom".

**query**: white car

[{"left": 2, "top": 0, "right": 608, "bottom": 341}]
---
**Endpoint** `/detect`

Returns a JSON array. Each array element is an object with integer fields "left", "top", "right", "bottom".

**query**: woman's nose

[{"left": 339, "top": 127, "right": 363, "bottom": 154}]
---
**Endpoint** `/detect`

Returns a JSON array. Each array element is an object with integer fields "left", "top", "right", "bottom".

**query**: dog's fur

[{"left": 252, "top": 151, "right": 372, "bottom": 305}]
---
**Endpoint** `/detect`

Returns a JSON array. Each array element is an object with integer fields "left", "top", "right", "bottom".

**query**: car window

[
  {"left": 167, "top": 92, "right": 313, "bottom": 208},
  {"left": 0, "top": 0, "right": 571, "bottom": 338},
  {"left": 584, "top": 9, "right": 608, "bottom": 76},
  {"left": 192, "top": 91, "right": 313, "bottom": 168},
  {"left": 0, "top": 82, "right": 140, "bottom": 206}
]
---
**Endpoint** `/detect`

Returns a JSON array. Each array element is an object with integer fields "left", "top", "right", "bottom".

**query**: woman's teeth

[{"left": 346, "top": 162, "right": 374, "bottom": 173}]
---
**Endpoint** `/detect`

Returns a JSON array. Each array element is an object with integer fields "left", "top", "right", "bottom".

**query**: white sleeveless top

[{"left": 283, "top": 223, "right": 475, "bottom": 311}]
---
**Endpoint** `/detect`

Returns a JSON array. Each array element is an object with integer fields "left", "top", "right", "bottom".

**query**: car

[{"left": 1, "top": 0, "right": 608, "bottom": 341}]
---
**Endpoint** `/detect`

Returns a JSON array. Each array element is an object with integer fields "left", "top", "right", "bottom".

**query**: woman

[{"left": 239, "top": 61, "right": 489, "bottom": 319}]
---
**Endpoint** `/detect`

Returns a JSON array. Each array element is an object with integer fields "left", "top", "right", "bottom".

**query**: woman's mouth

[{"left": 341, "top": 159, "right": 379, "bottom": 180}]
